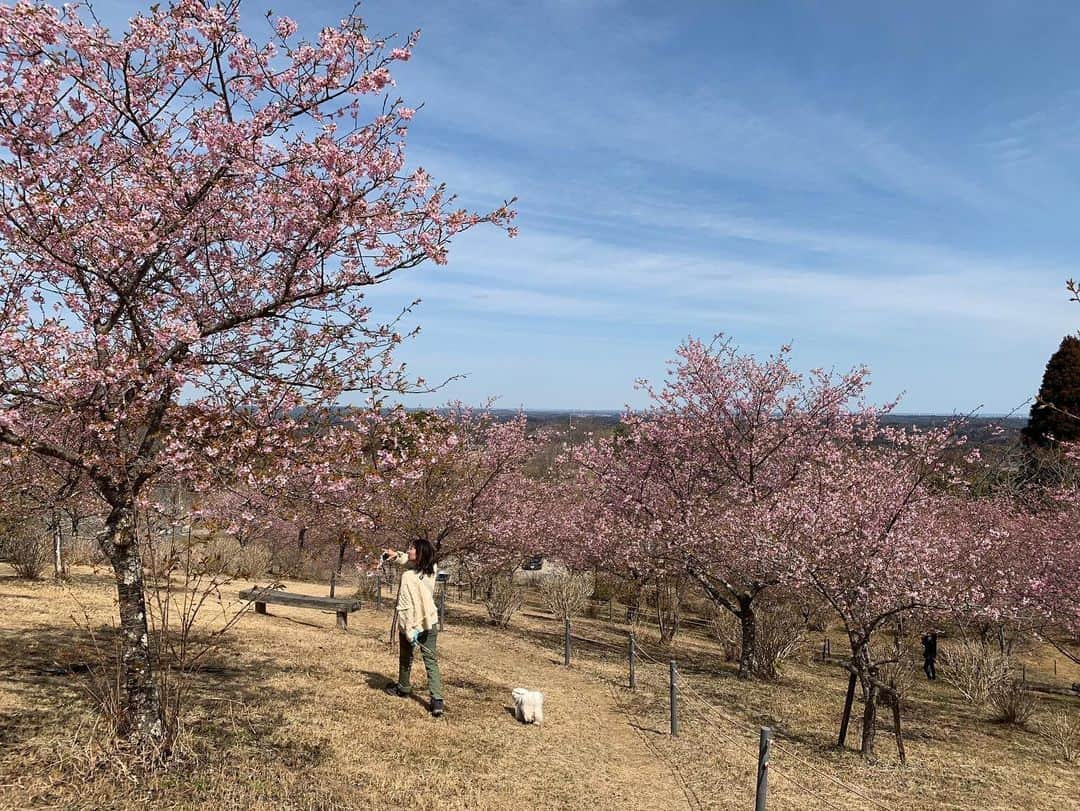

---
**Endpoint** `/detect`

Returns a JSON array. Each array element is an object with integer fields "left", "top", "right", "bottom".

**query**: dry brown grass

[{"left": 0, "top": 564, "right": 1077, "bottom": 810}]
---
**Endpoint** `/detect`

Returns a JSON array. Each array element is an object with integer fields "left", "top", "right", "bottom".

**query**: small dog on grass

[{"left": 511, "top": 688, "right": 544, "bottom": 725}]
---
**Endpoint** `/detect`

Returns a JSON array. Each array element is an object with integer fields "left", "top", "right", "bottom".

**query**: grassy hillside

[{"left": 0, "top": 566, "right": 1076, "bottom": 810}]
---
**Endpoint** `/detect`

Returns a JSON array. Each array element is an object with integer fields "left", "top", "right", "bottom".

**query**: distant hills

[{"left": 499, "top": 410, "right": 1028, "bottom": 447}]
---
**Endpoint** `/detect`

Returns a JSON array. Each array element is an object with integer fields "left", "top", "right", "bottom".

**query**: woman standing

[{"left": 382, "top": 539, "right": 444, "bottom": 717}]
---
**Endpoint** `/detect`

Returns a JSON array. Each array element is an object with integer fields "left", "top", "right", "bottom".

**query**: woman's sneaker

[
  {"left": 385, "top": 684, "right": 409, "bottom": 698},
  {"left": 430, "top": 698, "right": 445, "bottom": 718}
]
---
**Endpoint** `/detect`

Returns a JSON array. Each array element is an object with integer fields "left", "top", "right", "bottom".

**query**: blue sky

[{"left": 105, "top": 1, "right": 1080, "bottom": 413}]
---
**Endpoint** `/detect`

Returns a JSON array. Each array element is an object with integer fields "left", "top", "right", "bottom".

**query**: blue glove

[{"left": 407, "top": 629, "right": 420, "bottom": 646}]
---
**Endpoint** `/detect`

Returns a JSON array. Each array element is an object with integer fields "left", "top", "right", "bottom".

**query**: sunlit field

[{"left": 1, "top": 565, "right": 1075, "bottom": 810}]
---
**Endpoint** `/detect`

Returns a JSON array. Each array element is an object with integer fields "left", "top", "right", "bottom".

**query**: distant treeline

[{"left": 508, "top": 410, "right": 1025, "bottom": 448}]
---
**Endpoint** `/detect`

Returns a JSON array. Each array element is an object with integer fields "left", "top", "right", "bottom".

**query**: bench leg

[
  {"left": 255, "top": 602, "right": 266, "bottom": 615},
  {"left": 337, "top": 611, "right": 348, "bottom": 630}
]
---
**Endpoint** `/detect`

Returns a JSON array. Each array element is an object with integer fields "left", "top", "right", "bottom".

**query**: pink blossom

[{"left": 275, "top": 16, "right": 297, "bottom": 38}]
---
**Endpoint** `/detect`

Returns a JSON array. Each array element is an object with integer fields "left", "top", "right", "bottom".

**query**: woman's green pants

[{"left": 398, "top": 628, "right": 443, "bottom": 700}]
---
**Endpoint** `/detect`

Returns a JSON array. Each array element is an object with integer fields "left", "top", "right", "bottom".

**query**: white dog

[{"left": 511, "top": 687, "right": 544, "bottom": 725}]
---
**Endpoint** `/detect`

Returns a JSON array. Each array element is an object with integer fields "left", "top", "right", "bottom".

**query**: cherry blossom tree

[
  {"left": 0, "top": 0, "right": 513, "bottom": 746},
  {"left": 252, "top": 410, "right": 395, "bottom": 581},
  {"left": 955, "top": 490, "right": 1080, "bottom": 663},
  {"left": 1029, "top": 493, "right": 1080, "bottom": 656},
  {"left": 789, "top": 422, "right": 971, "bottom": 758},
  {"left": 565, "top": 427, "right": 690, "bottom": 636},
  {"left": 362, "top": 407, "right": 545, "bottom": 588},
  {"left": 572, "top": 337, "right": 875, "bottom": 674}
]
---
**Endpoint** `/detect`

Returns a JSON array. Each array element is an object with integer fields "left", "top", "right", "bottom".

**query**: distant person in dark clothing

[{"left": 922, "top": 632, "right": 938, "bottom": 680}]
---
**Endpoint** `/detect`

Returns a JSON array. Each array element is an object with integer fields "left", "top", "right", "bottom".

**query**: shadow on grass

[
  {"left": 445, "top": 601, "right": 739, "bottom": 682},
  {"left": 0, "top": 619, "right": 323, "bottom": 771},
  {"left": 627, "top": 719, "right": 669, "bottom": 736},
  {"left": 356, "top": 668, "right": 433, "bottom": 711},
  {"left": 260, "top": 612, "right": 333, "bottom": 632},
  {"left": 0, "top": 568, "right": 115, "bottom": 594}
]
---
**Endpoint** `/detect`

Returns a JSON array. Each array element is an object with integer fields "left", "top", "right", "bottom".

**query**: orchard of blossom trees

[
  {"left": 172, "top": 335, "right": 1080, "bottom": 761},
  {"left": 557, "top": 338, "right": 1080, "bottom": 758},
  {"left": 0, "top": 0, "right": 1077, "bottom": 769}
]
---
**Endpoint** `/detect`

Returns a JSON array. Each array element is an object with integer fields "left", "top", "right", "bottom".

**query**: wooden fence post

[
  {"left": 838, "top": 671, "right": 857, "bottom": 748},
  {"left": 669, "top": 660, "right": 678, "bottom": 737},
  {"left": 890, "top": 679, "right": 906, "bottom": 764},
  {"left": 755, "top": 727, "right": 772, "bottom": 811},
  {"left": 564, "top": 618, "right": 571, "bottom": 667},
  {"left": 629, "top": 632, "right": 637, "bottom": 690}
]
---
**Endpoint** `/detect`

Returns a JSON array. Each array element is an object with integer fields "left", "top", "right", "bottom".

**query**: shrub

[
  {"left": 707, "top": 605, "right": 741, "bottom": 662},
  {"left": 483, "top": 572, "right": 524, "bottom": 627},
  {"left": 141, "top": 534, "right": 184, "bottom": 580},
  {"left": 707, "top": 602, "right": 806, "bottom": 679},
  {"left": 67, "top": 532, "right": 105, "bottom": 566},
  {"left": 1037, "top": 709, "right": 1079, "bottom": 762},
  {"left": 754, "top": 607, "right": 808, "bottom": 680},
  {"left": 539, "top": 570, "right": 593, "bottom": 621},
  {"left": 876, "top": 634, "right": 919, "bottom": 707},
  {"left": 2, "top": 520, "right": 50, "bottom": 579},
  {"left": 939, "top": 639, "right": 1011, "bottom": 704},
  {"left": 197, "top": 536, "right": 272, "bottom": 579},
  {"left": 989, "top": 679, "right": 1039, "bottom": 726},
  {"left": 352, "top": 569, "right": 383, "bottom": 603},
  {"left": 231, "top": 542, "right": 272, "bottom": 580}
]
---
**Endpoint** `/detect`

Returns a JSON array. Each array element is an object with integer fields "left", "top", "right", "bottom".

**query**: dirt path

[
  {"left": 239, "top": 579, "right": 692, "bottom": 810},
  {"left": 422, "top": 613, "right": 691, "bottom": 809}
]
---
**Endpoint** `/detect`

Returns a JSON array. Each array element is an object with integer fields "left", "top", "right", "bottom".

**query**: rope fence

[
  {"left": 363, "top": 579, "right": 895, "bottom": 810},
  {"left": 628, "top": 641, "right": 892, "bottom": 810}
]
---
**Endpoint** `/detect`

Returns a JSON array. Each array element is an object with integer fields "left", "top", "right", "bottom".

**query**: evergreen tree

[{"left": 1023, "top": 335, "right": 1080, "bottom": 447}]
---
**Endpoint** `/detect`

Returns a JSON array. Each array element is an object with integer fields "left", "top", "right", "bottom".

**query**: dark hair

[{"left": 409, "top": 538, "right": 436, "bottom": 576}]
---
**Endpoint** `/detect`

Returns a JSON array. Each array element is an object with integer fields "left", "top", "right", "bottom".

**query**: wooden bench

[{"left": 240, "top": 587, "right": 361, "bottom": 630}]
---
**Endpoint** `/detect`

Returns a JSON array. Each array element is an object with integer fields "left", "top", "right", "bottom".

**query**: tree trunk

[
  {"left": 860, "top": 676, "right": 879, "bottom": 759},
  {"left": 695, "top": 573, "right": 762, "bottom": 680},
  {"left": 625, "top": 588, "right": 642, "bottom": 625},
  {"left": 297, "top": 525, "right": 308, "bottom": 552},
  {"left": 52, "top": 515, "right": 64, "bottom": 580},
  {"left": 335, "top": 533, "right": 349, "bottom": 578},
  {"left": 101, "top": 510, "right": 165, "bottom": 746},
  {"left": 849, "top": 640, "right": 879, "bottom": 759},
  {"left": 656, "top": 578, "right": 682, "bottom": 644},
  {"left": 330, "top": 533, "right": 349, "bottom": 598},
  {"left": 737, "top": 596, "right": 758, "bottom": 680},
  {"left": 890, "top": 680, "right": 906, "bottom": 764}
]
